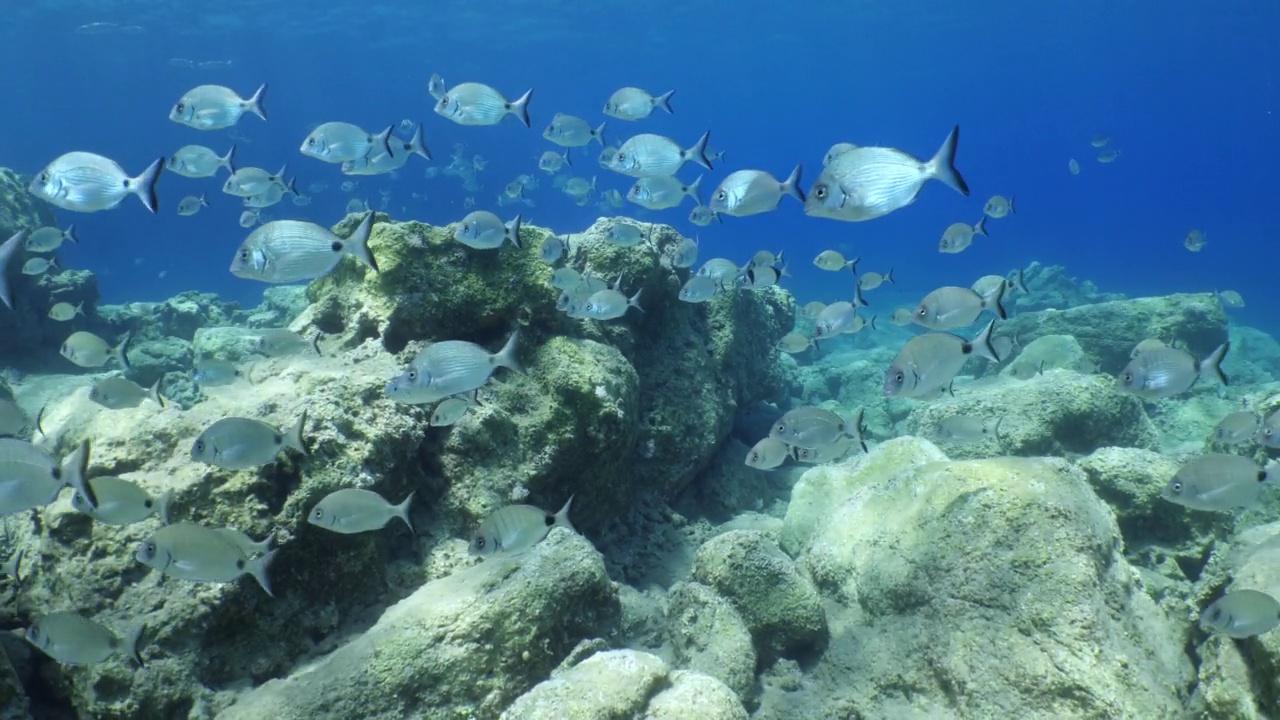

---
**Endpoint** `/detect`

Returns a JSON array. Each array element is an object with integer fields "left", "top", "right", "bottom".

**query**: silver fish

[
  {"left": 341, "top": 125, "right": 431, "bottom": 175},
  {"left": 670, "top": 236, "right": 699, "bottom": 268},
  {"left": 230, "top": 211, "right": 378, "bottom": 283},
  {"left": 823, "top": 142, "right": 859, "bottom": 166},
  {"left": 813, "top": 250, "right": 857, "bottom": 272},
  {"left": 0, "top": 439, "right": 95, "bottom": 512},
  {"left": 1090, "top": 134, "right": 1111, "bottom": 148},
  {"left": 1068, "top": 158, "right": 1080, "bottom": 175},
  {"left": 136, "top": 522, "right": 276, "bottom": 595},
  {"left": 606, "top": 222, "right": 647, "bottom": 248},
  {"left": 770, "top": 407, "right": 860, "bottom": 450},
  {"left": 538, "top": 236, "right": 566, "bottom": 264},
  {"left": 912, "top": 285, "right": 1006, "bottom": 331},
  {"left": 22, "top": 257, "right": 58, "bottom": 275},
  {"left": 581, "top": 286, "right": 643, "bottom": 321},
  {"left": 300, "top": 122, "right": 393, "bottom": 164},
  {"left": 71, "top": 476, "right": 169, "bottom": 526},
  {"left": 608, "top": 132, "right": 713, "bottom": 178},
  {"left": 627, "top": 175, "right": 701, "bottom": 210},
  {"left": 678, "top": 276, "right": 722, "bottom": 303},
  {"left": 549, "top": 267, "right": 583, "bottom": 289},
  {"left": 238, "top": 210, "right": 259, "bottom": 228},
  {"left": 167, "top": 144, "right": 235, "bottom": 178},
  {"left": 695, "top": 258, "right": 740, "bottom": 283},
  {"left": 543, "top": 114, "right": 606, "bottom": 147},
  {"left": 469, "top": 497, "right": 574, "bottom": 557},
  {"left": 883, "top": 320, "right": 1001, "bottom": 398},
  {"left": 1200, "top": 590, "right": 1280, "bottom": 639},
  {"left": 434, "top": 82, "right": 533, "bottom": 127},
  {"left": 194, "top": 359, "right": 243, "bottom": 387},
  {"left": 813, "top": 300, "right": 863, "bottom": 338},
  {"left": 858, "top": 270, "right": 894, "bottom": 291},
  {"left": 29, "top": 152, "right": 163, "bottom": 214},
  {"left": 983, "top": 195, "right": 1016, "bottom": 218},
  {"left": 792, "top": 436, "right": 861, "bottom": 464},
  {"left": 603, "top": 87, "right": 674, "bottom": 120},
  {"left": 430, "top": 395, "right": 474, "bottom": 427},
  {"left": 1117, "top": 343, "right": 1228, "bottom": 400},
  {"left": 61, "top": 331, "right": 130, "bottom": 370},
  {"left": 308, "top": 488, "right": 414, "bottom": 534},
  {"left": 223, "top": 165, "right": 289, "bottom": 197},
  {"left": 427, "top": 73, "right": 447, "bottom": 100},
  {"left": 25, "top": 612, "right": 142, "bottom": 666},
  {"left": 938, "top": 217, "right": 988, "bottom": 253},
  {"left": 539, "top": 149, "right": 572, "bottom": 173},
  {"left": 454, "top": 211, "right": 522, "bottom": 250},
  {"left": 1162, "top": 454, "right": 1278, "bottom": 512},
  {"left": 386, "top": 330, "right": 522, "bottom": 405},
  {"left": 177, "top": 194, "right": 208, "bottom": 216},
  {"left": 708, "top": 166, "right": 805, "bottom": 217},
  {"left": 88, "top": 376, "right": 164, "bottom": 410},
  {"left": 24, "top": 225, "right": 79, "bottom": 252},
  {"left": 688, "top": 204, "right": 719, "bottom": 227},
  {"left": 190, "top": 412, "right": 307, "bottom": 470},
  {"left": 251, "top": 329, "right": 319, "bottom": 357},
  {"left": 935, "top": 415, "right": 1003, "bottom": 443},
  {"left": 805, "top": 126, "right": 967, "bottom": 222},
  {"left": 169, "top": 83, "right": 267, "bottom": 130},
  {"left": 1257, "top": 410, "right": 1280, "bottom": 448},
  {"left": 1097, "top": 149, "right": 1122, "bottom": 163},
  {"left": 745, "top": 437, "right": 790, "bottom": 470},
  {"left": 1214, "top": 411, "right": 1259, "bottom": 445}
]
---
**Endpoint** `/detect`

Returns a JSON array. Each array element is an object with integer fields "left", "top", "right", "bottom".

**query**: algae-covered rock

[
  {"left": 221, "top": 530, "right": 619, "bottom": 720},
  {"left": 692, "top": 530, "right": 827, "bottom": 666},
  {"left": 667, "top": 581, "right": 757, "bottom": 700},
  {"left": 1001, "top": 333, "right": 1090, "bottom": 374}
]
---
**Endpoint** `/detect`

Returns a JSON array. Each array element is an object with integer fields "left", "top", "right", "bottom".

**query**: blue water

[{"left": 2, "top": 2, "right": 1277, "bottom": 330}]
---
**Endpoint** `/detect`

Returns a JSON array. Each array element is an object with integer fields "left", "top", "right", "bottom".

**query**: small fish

[
  {"left": 1090, "top": 134, "right": 1111, "bottom": 148},
  {"left": 608, "top": 132, "right": 712, "bottom": 178},
  {"left": 670, "top": 236, "right": 699, "bottom": 268},
  {"left": 792, "top": 436, "right": 861, "bottom": 464},
  {"left": 938, "top": 217, "right": 988, "bottom": 254},
  {"left": 24, "top": 612, "right": 142, "bottom": 666},
  {"left": 341, "top": 125, "right": 432, "bottom": 175},
  {"left": 688, "top": 204, "right": 719, "bottom": 227},
  {"left": 454, "top": 211, "right": 522, "bottom": 250},
  {"left": 1097, "top": 149, "right": 1121, "bottom": 163},
  {"left": 177, "top": 194, "right": 208, "bottom": 216},
  {"left": 935, "top": 415, "right": 1003, "bottom": 443},
  {"left": 29, "top": 152, "right": 163, "bottom": 214},
  {"left": 770, "top": 407, "right": 854, "bottom": 450},
  {"left": 812, "top": 302, "right": 859, "bottom": 338},
  {"left": 1117, "top": 343, "right": 1229, "bottom": 399},
  {"left": 539, "top": 149, "right": 572, "bottom": 173},
  {"left": 223, "top": 165, "right": 291, "bottom": 197},
  {"left": 603, "top": 87, "right": 674, "bottom": 121},
  {"left": 430, "top": 395, "right": 475, "bottom": 427},
  {"left": 858, "top": 270, "right": 894, "bottom": 291},
  {"left": 889, "top": 308, "right": 914, "bottom": 326},
  {"left": 434, "top": 82, "right": 533, "bottom": 127},
  {"left": 1162, "top": 454, "right": 1278, "bottom": 512},
  {"left": 238, "top": 210, "right": 259, "bottom": 228},
  {"left": 628, "top": 175, "right": 701, "bottom": 210},
  {"left": 427, "top": 73, "right": 447, "bottom": 100},
  {"left": 708, "top": 165, "right": 805, "bottom": 217},
  {"left": 169, "top": 83, "right": 267, "bottom": 129},
  {"left": 1214, "top": 411, "right": 1259, "bottom": 445},
  {"left": 231, "top": 211, "right": 378, "bottom": 283},
  {"left": 678, "top": 275, "right": 723, "bottom": 303},
  {"left": 1068, "top": 158, "right": 1080, "bottom": 175},
  {"left": 0, "top": 439, "right": 95, "bottom": 512},
  {"left": 805, "top": 126, "right": 968, "bottom": 222},
  {"left": 308, "top": 489, "right": 414, "bottom": 534},
  {"left": 883, "top": 320, "right": 1001, "bottom": 398},
  {"left": 1218, "top": 290, "right": 1244, "bottom": 308},
  {"left": 800, "top": 301, "right": 827, "bottom": 319},
  {"left": 696, "top": 258, "right": 740, "bottom": 283},
  {"left": 469, "top": 497, "right": 575, "bottom": 557},
  {"left": 1184, "top": 229, "right": 1207, "bottom": 252},
  {"left": 581, "top": 285, "right": 643, "bottom": 321},
  {"left": 167, "top": 145, "right": 235, "bottom": 178},
  {"left": 24, "top": 225, "right": 79, "bottom": 252},
  {"left": 251, "top": 328, "right": 320, "bottom": 357},
  {"left": 983, "top": 195, "right": 1015, "bottom": 218},
  {"left": 135, "top": 522, "right": 276, "bottom": 595},
  {"left": 606, "top": 222, "right": 647, "bottom": 248},
  {"left": 812, "top": 250, "right": 858, "bottom": 273},
  {"left": 736, "top": 265, "right": 783, "bottom": 290},
  {"left": 543, "top": 114, "right": 607, "bottom": 147},
  {"left": 823, "top": 142, "right": 859, "bottom": 166},
  {"left": 970, "top": 273, "right": 1017, "bottom": 305},
  {"left": 746, "top": 249, "right": 784, "bottom": 270},
  {"left": 1200, "top": 590, "right": 1280, "bottom": 639},
  {"left": 1007, "top": 361, "right": 1043, "bottom": 380},
  {"left": 71, "top": 476, "right": 169, "bottom": 526},
  {"left": 538, "top": 236, "right": 565, "bottom": 264},
  {"left": 61, "top": 331, "right": 130, "bottom": 369},
  {"left": 745, "top": 437, "right": 790, "bottom": 470},
  {"left": 549, "top": 267, "right": 583, "bottom": 289},
  {"left": 88, "top": 377, "right": 164, "bottom": 410},
  {"left": 193, "top": 358, "right": 243, "bottom": 387},
  {"left": 22, "top": 257, "right": 59, "bottom": 275},
  {"left": 386, "top": 330, "right": 522, "bottom": 405},
  {"left": 597, "top": 146, "right": 618, "bottom": 168},
  {"left": 777, "top": 332, "right": 814, "bottom": 354},
  {"left": 912, "top": 284, "right": 1006, "bottom": 331},
  {"left": 190, "top": 412, "right": 307, "bottom": 469},
  {"left": 300, "top": 122, "right": 393, "bottom": 164}
]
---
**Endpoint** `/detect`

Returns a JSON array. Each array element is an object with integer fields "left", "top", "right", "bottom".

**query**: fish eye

[
  {"left": 194, "top": 440, "right": 205, "bottom": 453},
  {"left": 176, "top": 102, "right": 185, "bottom": 112},
  {"left": 749, "top": 452, "right": 759, "bottom": 463},
  {"left": 239, "top": 249, "right": 250, "bottom": 261},
  {"left": 615, "top": 152, "right": 625, "bottom": 162},
  {"left": 307, "top": 138, "right": 316, "bottom": 147},
  {"left": 815, "top": 186, "right": 827, "bottom": 199},
  {"left": 916, "top": 307, "right": 927, "bottom": 317},
  {"left": 774, "top": 423, "right": 786, "bottom": 434},
  {"left": 474, "top": 536, "right": 485, "bottom": 549},
  {"left": 715, "top": 191, "right": 726, "bottom": 201},
  {"left": 407, "top": 370, "right": 417, "bottom": 381},
  {"left": 141, "top": 541, "right": 155, "bottom": 556},
  {"left": 1170, "top": 481, "right": 1183, "bottom": 493},
  {"left": 440, "top": 95, "right": 449, "bottom": 104},
  {"left": 895, "top": 372, "right": 905, "bottom": 383},
  {"left": 312, "top": 508, "right": 324, "bottom": 520},
  {"left": 1122, "top": 372, "right": 1133, "bottom": 382}
]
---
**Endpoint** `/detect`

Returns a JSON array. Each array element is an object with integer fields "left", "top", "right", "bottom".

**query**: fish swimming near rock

[
  {"left": 1117, "top": 343, "right": 1229, "bottom": 400},
  {"left": 1200, "top": 590, "right": 1280, "bottom": 638},
  {"left": 190, "top": 412, "right": 307, "bottom": 470},
  {"left": 29, "top": 152, "right": 163, "bottom": 214},
  {"left": 386, "top": 330, "right": 522, "bottom": 405},
  {"left": 230, "top": 211, "right": 378, "bottom": 283},
  {"left": 61, "top": 331, "right": 131, "bottom": 370},
  {"left": 745, "top": 437, "right": 791, "bottom": 470},
  {"left": 135, "top": 522, "right": 277, "bottom": 595},
  {"left": 0, "top": 439, "right": 95, "bottom": 512},
  {"left": 300, "top": 122, "right": 394, "bottom": 164},
  {"left": 88, "top": 376, "right": 165, "bottom": 410},
  {"left": 25, "top": 612, "right": 143, "bottom": 666},
  {"left": 912, "top": 284, "right": 1006, "bottom": 331},
  {"left": 469, "top": 497, "right": 575, "bottom": 557},
  {"left": 71, "top": 476, "right": 170, "bottom": 526},
  {"left": 1162, "top": 453, "right": 1279, "bottom": 512},
  {"left": 308, "top": 489, "right": 414, "bottom": 534},
  {"left": 883, "top": 320, "right": 1001, "bottom": 398}
]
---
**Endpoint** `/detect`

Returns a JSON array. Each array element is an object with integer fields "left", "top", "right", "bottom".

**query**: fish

[
  {"left": 696, "top": 258, "right": 741, "bottom": 283},
  {"left": 430, "top": 395, "right": 475, "bottom": 427},
  {"left": 238, "top": 210, "right": 259, "bottom": 228},
  {"left": 469, "top": 497, "right": 575, "bottom": 557},
  {"left": 550, "top": 268, "right": 583, "bottom": 289},
  {"left": 25, "top": 225, "right": 79, "bottom": 253},
  {"left": 627, "top": 175, "right": 701, "bottom": 210},
  {"left": 88, "top": 376, "right": 164, "bottom": 410},
  {"left": 427, "top": 73, "right": 447, "bottom": 100},
  {"left": 889, "top": 308, "right": 914, "bottom": 326},
  {"left": 539, "top": 149, "right": 572, "bottom": 173},
  {"left": 812, "top": 250, "right": 857, "bottom": 273},
  {"left": 1162, "top": 454, "right": 1278, "bottom": 512},
  {"left": 581, "top": 284, "right": 643, "bottom": 321},
  {"left": 1090, "top": 134, "right": 1111, "bottom": 148},
  {"left": 745, "top": 437, "right": 790, "bottom": 470},
  {"left": 386, "top": 330, "right": 522, "bottom": 405},
  {"left": 230, "top": 211, "right": 378, "bottom": 283},
  {"left": 813, "top": 296, "right": 868, "bottom": 339},
  {"left": 792, "top": 436, "right": 861, "bottom": 464},
  {"left": 823, "top": 142, "right": 859, "bottom": 166},
  {"left": 177, "top": 194, "right": 208, "bottom": 216},
  {"left": 858, "top": 270, "right": 894, "bottom": 291},
  {"left": 1184, "top": 229, "right": 1207, "bottom": 252},
  {"left": 800, "top": 301, "right": 827, "bottom": 319},
  {"left": 223, "top": 165, "right": 291, "bottom": 197},
  {"left": 1007, "top": 361, "right": 1043, "bottom": 380},
  {"left": 1214, "top": 411, "right": 1259, "bottom": 445},
  {"left": 971, "top": 273, "right": 1020, "bottom": 305},
  {"left": 454, "top": 211, "right": 522, "bottom": 250},
  {"left": 938, "top": 217, "right": 988, "bottom": 254},
  {"left": 167, "top": 145, "right": 236, "bottom": 178},
  {"left": 29, "top": 152, "right": 163, "bottom": 214},
  {"left": 608, "top": 132, "right": 713, "bottom": 178},
  {"left": 308, "top": 488, "right": 414, "bottom": 534},
  {"left": 983, "top": 195, "right": 1015, "bottom": 218},
  {"left": 1068, "top": 158, "right": 1080, "bottom": 175},
  {"left": 169, "top": 83, "right": 267, "bottom": 129},
  {"left": 912, "top": 284, "right": 1006, "bottom": 331},
  {"left": 24, "top": 612, "right": 142, "bottom": 666},
  {"left": 190, "top": 412, "right": 308, "bottom": 469},
  {"left": 1218, "top": 290, "right": 1244, "bottom": 308},
  {"left": 777, "top": 332, "right": 814, "bottom": 354},
  {"left": 135, "top": 522, "right": 277, "bottom": 595},
  {"left": 543, "top": 114, "right": 607, "bottom": 147},
  {"left": 0, "top": 400, "right": 31, "bottom": 438},
  {"left": 434, "top": 82, "right": 533, "bottom": 127},
  {"left": 603, "top": 87, "right": 674, "bottom": 120},
  {"left": 341, "top": 125, "right": 432, "bottom": 175},
  {"left": 678, "top": 276, "right": 723, "bottom": 303},
  {"left": 300, "top": 122, "right": 393, "bottom": 164},
  {"left": 935, "top": 415, "right": 1003, "bottom": 443},
  {"left": 1200, "top": 590, "right": 1280, "bottom": 639},
  {"left": 1129, "top": 338, "right": 1168, "bottom": 359},
  {"left": 805, "top": 126, "right": 968, "bottom": 222},
  {"left": 708, "top": 166, "right": 805, "bottom": 217},
  {"left": 1097, "top": 149, "right": 1121, "bottom": 163},
  {"left": 688, "top": 204, "right": 719, "bottom": 227},
  {"left": 22, "top": 257, "right": 59, "bottom": 275},
  {"left": 538, "top": 236, "right": 566, "bottom": 264},
  {"left": 1256, "top": 410, "right": 1280, "bottom": 448},
  {"left": 736, "top": 265, "right": 783, "bottom": 290},
  {"left": 251, "top": 329, "right": 319, "bottom": 357},
  {"left": 194, "top": 358, "right": 243, "bottom": 387},
  {"left": 770, "top": 407, "right": 855, "bottom": 450},
  {"left": 71, "top": 476, "right": 169, "bottom": 526},
  {"left": 0, "top": 438, "right": 95, "bottom": 512},
  {"left": 1117, "top": 343, "right": 1229, "bottom": 399},
  {"left": 883, "top": 320, "right": 1001, "bottom": 398},
  {"left": 606, "top": 222, "right": 647, "bottom": 248},
  {"left": 670, "top": 236, "right": 699, "bottom": 268},
  {"left": 61, "top": 331, "right": 131, "bottom": 369}
]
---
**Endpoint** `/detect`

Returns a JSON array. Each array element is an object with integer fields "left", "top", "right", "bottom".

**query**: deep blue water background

[{"left": 1, "top": 1, "right": 1276, "bottom": 333}]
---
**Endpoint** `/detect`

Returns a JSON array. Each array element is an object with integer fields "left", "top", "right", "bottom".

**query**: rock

[
  {"left": 1013, "top": 262, "right": 1124, "bottom": 314},
  {"left": 667, "top": 581, "right": 757, "bottom": 700},
  {"left": 646, "top": 670, "right": 750, "bottom": 720},
  {"left": 789, "top": 456, "right": 1194, "bottom": 718},
  {"left": 221, "top": 530, "right": 618, "bottom": 720},
  {"left": 1001, "top": 334, "right": 1089, "bottom": 375},
  {"left": 691, "top": 530, "right": 827, "bottom": 665},
  {"left": 1188, "top": 638, "right": 1267, "bottom": 720}
]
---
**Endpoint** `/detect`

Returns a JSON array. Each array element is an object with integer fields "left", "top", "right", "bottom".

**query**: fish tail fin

[
  {"left": 247, "top": 532, "right": 274, "bottom": 556},
  {"left": 629, "top": 288, "right": 644, "bottom": 313},
  {"left": 115, "top": 331, "right": 132, "bottom": 371},
  {"left": 374, "top": 125, "right": 394, "bottom": 157},
  {"left": 506, "top": 214, "right": 523, "bottom": 248},
  {"left": 868, "top": 314, "right": 878, "bottom": 331},
  {"left": 593, "top": 121, "right": 607, "bottom": 147},
  {"left": 1263, "top": 461, "right": 1280, "bottom": 486},
  {"left": 395, "top": 492, "right": 415, "bottom": 533},
  {"left": 988, "top": 280, "right": 1008, "bottom": 320},
  {"left": 1008, "top": 195, "right": 1016, "bottom": 215},
  {"left": 554, "top": 495, "right": 576, "bottom": 534},
  {"left": 346, "top": 212, "right": 379, "bottom": 272},
  {"left": 853, "top": 284, "right": 868, "bottom": 308},
  {"left": 973, "top": 320, "right": 1000, "bottom": 362},
  {"left": 993, "top": 416, "right": 1005, "bottom": 443},
  {"left": 510, "top": 88, "right": 534, "bottom": 128},
  {"left": 222, "top": 145, "right": 237, "bottom": 174},
  {"left": 247, "top": 549, "right": 278, "bottom": 597},
  {"left": 973, "top": 215, "right": 988, "bottom": 237},
  {"left": 1013, "top": 269, "right": 1028, "bottom": 293},
  {"left": 247, "top": 83, "right": 268, "bottom": 122},
  {"left": 688, "top": 131, "right": 713, "bottom": 170},
  {"left": 782, "top": 164, "right": 806, "bottom": 203},
  {"left": 686, "top": 175, "right": 703, "bottom": 206},
  {"left": 928, "top": 125, "right": 968, "bottom": 196},
  {"left": 156, "top": 490, "right": 173, "bottom": 524},
  {"left": 64, "top": 224, "right": 79, "bottom": 244},
  {"left": 1202, "top": 342, "right": 1230, "bottom": 386},
  {"left": 285, "top": 409, "right": 308, "bottom": 456},
  {"left": 409, "top": 124, "right": 431, "bottom": 160},
  {"left": 655, "top": 89, "right": 675, "bottom": 114},
  {"left": 132, "top": 158, "right": 164, "bottom": 214},
  {"left": 64, "top": 440, "right": 95, "bottom": 508},
  {"left": 494, "top": 328, "right": 523, "bottom": 374},
  {"left": 847, "top": 256, "right": 860, "bottom": 274},
  {"left": 198, "top": 192, "right": 208, "bottom": 207},
  {"left": 885, "top": 268, "right": 894, "bottom": 284},
  {"left": 122, "top": 624, "right": 145, "bottom": 667},
  {"left": 562, "top": 148, "right": 572, "bottom": 167},
  {"left": 148, "top": 379, "right": 165, "bottom": 409},
  {"left": 285, "top": 177, "right": 299, "bottom": 197},
  {"left": 73, "top": 301, "right": 85, "bottom": 317},
  {"left": 851, "top": 407, "right": 868, "bottom": 453}
]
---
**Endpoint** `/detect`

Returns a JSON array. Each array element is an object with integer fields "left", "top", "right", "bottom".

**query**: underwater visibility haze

[{"left": 0, "top": 1, "right": 1279, "bottom": 718}]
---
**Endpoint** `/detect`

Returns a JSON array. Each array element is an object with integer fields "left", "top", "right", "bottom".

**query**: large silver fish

[
  {"left": 912, "top": 285, "right": 1006, "bottom": 331},
  {"left": 469, "top": 497, "right": 574, "bottom": 557},
  {"left": 454, "top": 211, "right": 522, "bottom": 250},
  {"left": 308, "top": 488, "right": 414, "bottom": 535},
  {"left": 386, "top": 330, "right": 522, "bottom": 405},
  {"left": 190, "top": 412, "right": 307, "bottom": 470},
  {"left": 1162, "top": 454, "right": 1278, "bottom": 512},
  {"left": 628, "top": 175, "right": 701, "bottom": 210},
  {"left": 1117, "top": 343, "right": 1228, "bottom": 399},
  {"left": 230, "top": 211, "right": 378, "bottom": 283},
  {"left": 1200, "top": 590, "right": 1280, "bottom": 638},
  {"left": 603, "top": 87, "right": 674, "bottom": 121},
  {"left": 708, "top": 165, "right": 805, "bottom": 217},
  {"left": 883, "top": 320, "right": 1001, "bottom": 398},
  {"left": 29, "top": 152, "right": 163, "bottom": 214},
  {"left": 25, "top": 612, "right": 142, "bottom": 666},
  {"left": 300, "top": 122, "right": 393, "bottom": 164},
  {"left": 434, "top": 82, "right": 532, "bottom": 127},
  {"left": 136, "top": 522, "right": 276, "bottom": 595},
  {"left": 169, "top": 83, "right": 267, "bottom": 130},
  {"left": 543, "top": 114, "right": 606, "bottom": 147},
  {"left": 167, "top": 144, "right": 236, "bottom": 178},
  {"left": 805, "top": 126, "right": 968, "bottom": 222},
  {"left": 608, "top": 132, "right": 713, "bottom": 178}
]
